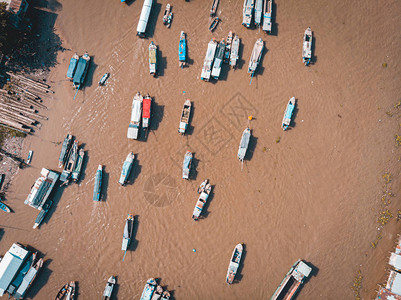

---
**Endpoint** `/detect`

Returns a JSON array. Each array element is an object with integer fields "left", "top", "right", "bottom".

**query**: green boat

[{"left": 72, "top": 148, "right": 84, "bottom": 182}]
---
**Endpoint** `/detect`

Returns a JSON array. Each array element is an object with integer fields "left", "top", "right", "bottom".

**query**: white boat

[
  {"left": 211, "top": 39, "right": 226, "bottom": 80},
  {"left": 226, "top": 244, "right": 243, "bottom": 284},
  {"left": 24, "top": 168, "right": 59, "bottom": 210},
  {"left": 178, "top": 100, "right": 191, "bottom": 135},
  {"left": 140, "top": 278, "right": 157, "bottom": 300},
  {"left": 182, "top": 151, "right": 192, "bottom": 180},
  {"left": 192, "top": 181, "right": 212, "bottom": 220},
  {"left": 119, "top": 152, "right": 135, "bottom": 186},
  {"left": 282, "top": 97, "right": 296, "bottom": 130},
  {"left": 254, "top": 0, "right": 263, "bottom": 26},
  {"left": 238, "top": 127, "right": 251, "bottom": 161},
  {"left": 122, "top": 214, "right": 134, "bottom": 251},
  {"left": 230, "top": 35, "right": 240, "bottom": 68},
  {"left": 137, "top": 0, "right": 153, "bottom": 37},
  {"left": 262, "top": 0, "right": 272, "bottom": 33},
  {"left": 149, "top": 42, "right": 157, "bottom": 76},
  {"left": 26, "top": 150, "right": 33, "bottom": 164},
  {"left": 242, "top": 0, "right": 254, "bottom": 27},
  {"left": 248, "top": 38, "right": 264, "bottom": 75},
  {"left": 102, "top": 276, "right": 116, "bottom": 300},
  {"left": 302, "top": 27, "right": 313, "bottom": 66},
  {"left": 127, "top": 92, "right": 143, "bottom": 139},
  {"left": 200, "top": 38, "right": 218, "bottom": 81}
]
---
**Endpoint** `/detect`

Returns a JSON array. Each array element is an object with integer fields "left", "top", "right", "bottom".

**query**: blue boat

[
  {"left": 73, "top": 52, "right": 90, "bottom": 89},
  {"left": 182, "top": 151, "right": 192, "bottom": 180},
  {"left": 119, "top": 152, "right": 135, "bottom": 186},
  {"left": 33, "top": 200, "right": 52, "bottom": 229},
  {"left": 282, "top": 97, "right": 296, "bottom": 130},
  {"left": 0, "top": 200, "right": 11, "bottom": 213},
  {"left": 93, "top": 165, "right": 103, "bottom": 201},
  {"left": 140, "top": 278, "right": 156, "bottom": 300},
  {"left": 178, "top": 31, "right": 186, "bottom": 68},
  {"left": 66, "top": 53, "right": 79, "bottom": 80}
]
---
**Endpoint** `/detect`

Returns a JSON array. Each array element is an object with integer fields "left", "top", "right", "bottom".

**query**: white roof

[
  {"left": 387, "top": 270, "right": 401, "bottom": 296},
  {"left": 390, "top": 253, "right": 401, "bottom": 271},
  {"left": 137, "top": 0, "right": 152, "bottom": 34}
]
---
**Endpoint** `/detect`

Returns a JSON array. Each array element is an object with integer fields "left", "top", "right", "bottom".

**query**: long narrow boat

[
  {"left": 25, "top": 168, "right": 60, "bottom": 210},
  {"left": 210, "top": 0, "right": 219, "bottom": 16},
  {"left": 200, "top": 39, "right": 217, "bottom": 81},
  {"left": 0, "top": 200, "right": 11, "bottom": 213},
  {"left": 211, "top": 39, "right": 226, "bottom": 80},
  {"left": 151, "top": 285, "right": 163, "bottom": 300},
  {"left": 122, "top": 214, "right": 134, "bottom": 251},
  {"left": 72, "top": 52, "right": 90, "bottom": 89},
  {"left": 58, "top": 134, "right": 73, "bottom": 168},
  {"left": 26, "top": 150, "right": 33, "bottom": 164},
  {"left": 137, "top": 0, "right": 153, "bottom": 37},
  {"left": 14, "top": 256, "right": 43, "bottom": 299},
  {"left": 149, "top": 42, "right": 157, "bottom": 76},
  {"left": 55, "top": 283, "right": 69, "bottom": 300},
  {"left": 142, "top": 94, "right": 152, "bottom": 130},
  {"left": 161, "top": 291, "right": 170, "bottom": 300},
  {"left": 270, "top": 260, "right": 312, "bottom": 300},
  {"left": 71, "top": 148, "right": 84, "bottom": 182},
  {"left": 66, "top": 53, "right": 79, "bottom": 80},
  {"left": 192, "top": 181, "right": 212, "bottom": 220},
  {"left": 209, "top": 16, "right": 220, "bottom": 32},
  {"left": 102, "top": 276, "right": 116, "bottom": 300},
  {"left": 230, "top": 35, "right": 240, "bottom": 68},
  {"left": 119, "top": 152, "right": 135, "bottom": 186},
  {"left": 60, "top": 140, "right": 79, "bottom": 183},
  {"left": 93, "top": 165, "right": 103, "bottom": 201},
  {"left": 248, "top": 38, "right": 264, "bottom": 75},
  {"left": 262, "top": 0, "right": 272, "bottom": 33},
  {"left": 182, "top": 151, "right": 192, "bottom": 180},
  {"left": 178, "top": 100, "right": 191, "bottom": 135},
  {"left": 140, "top": 278, "right": 157, "bottom": 300},
  {"left": 223, "top": 31, "right": 233, "bottom": 64},
  {"left": 226, "top": 244, "right": 243, "bottom": 284},
  {"left": 127, "top": 92, "right": 143, "bottom": 140},
  {"left": 33, "top": 200, "right": 52, "bottom": 229},
  {"left": 254, "top": 0, "right": 263, "bottom": 26},
  {"left": 242, "top": 0, "right": 254, "bottom": 28},
  {"left": 7, "top": 252, "right": 34, "bottom": 295},
  {"left": 238, "top": 127, "right": 251, "bottom": 162},
  {"left": 282, "top": 97, "right": 296, "bottom": 131},
  {"left": 99, "top": 73, "right": 110, "bottom": 86},
  {"left": 302, "top": 27, "right": 313, "bottom": 66},
  {"left": 66, "top": 281, "right": 75, "bottom": 300},
  {"left": 178, "top": 31, "right": 186, "bottom": 68}
]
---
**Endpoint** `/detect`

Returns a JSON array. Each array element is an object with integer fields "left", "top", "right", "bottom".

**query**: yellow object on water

[{"left": 248, "top": 115, "right": 253, "bottom": 121}]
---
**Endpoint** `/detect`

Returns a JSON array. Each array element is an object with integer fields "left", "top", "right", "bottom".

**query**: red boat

[{"left": 142, "top": 94, "right": 152, "bottom": 129}]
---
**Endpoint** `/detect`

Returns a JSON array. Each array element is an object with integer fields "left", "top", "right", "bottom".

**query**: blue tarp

[
  {"left": 73, "top": 57, "right": 90, "bottom": 85},
  {"left": 179, "top": 40, "right": 186, "bottom": 61},
  {"left": 285, "top": 103, "right": 295, "bottom": 120},
  {"left": 66, "top": 57, "right": 78, "bottom": 79}
]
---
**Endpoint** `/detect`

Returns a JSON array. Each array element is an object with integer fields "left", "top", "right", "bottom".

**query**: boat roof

[
  {"left": 293, "top": 261, "right": 312, "bottom": 280},
  {"left": 131, "top": 99, "right": 142, "bottom": 121},
  {"left": 143, "top": 97, "right": 151, "bottom": 118},
  {"left": 390, "top": 253, "right": 401, "bottom": 271},
  {"left": 285, "top": 102, "right": 295, "bottom": 120},
  {"left": 386, "top": 270, "right": 401, "bottom": 296},
  {"left": 376, "top": 286, "right": 401, "bottom": 300},
  {"left": 73, "top": 56, "right": 90, "bottom": 84},
  {"left": 137, "top": 0, "right": 152, "bottom": 34},
  {"left": 149, "top": 46, "right": 157, "bottom": 64}
]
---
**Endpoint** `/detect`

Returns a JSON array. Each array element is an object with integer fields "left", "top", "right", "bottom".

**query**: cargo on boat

[
  {"left": 182, "top": 151, "right": 192, "bottom": 180},
  {"left": 224, "top": 31, "right": 233, "bottom": 64},
  {"left": 230, "top": 35, "right": 240, "bottom": 68},
  {"left": 226, "top": 244, "right": 243, "bottom": 284},
  {"left": 140, "top": 278, "right": 157, "bottom": 300},
  {"left": 178, "top": 31, "right": 187, "bottom": 68},
  {"left": 72, "top": 52, "right": 90, "bottom": 89},
  {"left": 93, "top": 165, "right": 103, "bottom": 201},
  {"left": 66, "top": 53, "right": 79, "bottom": 80},
  {"left": 32, "top": 200, "right": 52, "bottom": 229},
  {"left": 58, "top": 134, "right": 73, "bottom": 168},
  {"left": 242, "top": 0, "right": 254, "bottom": 27},
  {"left": 60, "top": 140, "right": 79, "bottom": 183},
  {"left": 102, "top": 276, "right": 116, "bottom": 300},
  {"left": 262, "top": 0, "right": 273, "bottom": 33},
  {"left": 149, "top": 42, "right": 157, "bottom": 76},
  {"left": 238, "top": 127, "right": 251, "bottom": 161},
  {"left": 119, "top": 152, "right": 135, "bottom": 186},
  {"left": 282, "top": 97, "right": 296, "bottom": 130},
  {"left": 127, "top": 92, "right": 143, "bottom": 140},
  {"left": 24, "top": 168, "right": 59, "bottom": 210},
  {"left": 142, "top": 94, "right": 152, "bottom": 130},
  {"left": 137, "top": 0, "right": 153, "bottom": 37},
  {"left": 201, "top": 39, "right": 217, "bottom": 81},
  {"left": 254, "top": 0, "right": 263, "bottom": 26},
  {"left": 302, "top": 27, "right": 313, "bottom": 66},
  {"left": 162, "top": 4, "right": 172, "bottom": 28},
  {"left": 211, "top": 39, "right": 226, "bottom": 80},
  {"left": 72, "top": 148, "right": 84, "bottom": 182},
  {"left": 122, "top": 214, "right": 134, "bottom": 251},
  {"left": 178, "top": 99, "right": 191, "bottom": 135},
  {"left": 192, "top": 180, "right": 212, "bottom": 220},
  {"left": 248, "top": 38, "right": 264, "bottom": 75}
]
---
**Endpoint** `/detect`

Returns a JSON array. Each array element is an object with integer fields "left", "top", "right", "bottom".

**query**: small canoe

[
  {"left": 99, "top": 73, "right": 110, "bottom": 86},
  {"left": 66, "top": 281, "right": 75, "bottom": 300},
  {"left": 223, "top": 31, "right": 233, "bottom": 64},
  {"left": 238, "top": 128, "right": 251, "bottom": 161},
  {"left": 178, "top": 100, "right": 191, "bottom": 135},
  {"left": 127, "top": 92, "right": 143, "bottom": 140},
  {"left": 93, "top": 165, "right": 103, "bottom": 201},
  {"left": 302, "top": 27, "right": 313, "bottom": 66},
  {"left": 151, "top": 285, "right": 163, "bottom": 300},
  {"left": 142, "top": 94, "right": 152, "bottom": 130},
  {"left": 182, "top": 151, "right": 192, "bottom": 180},
  {"left": 26, "top": 150, "right": 33, "bottom": 164},
  {"left": 210, "top": 0, "right": 220, "bottom": 16},
  {"left": 248, "top": 38, "right": 264, "bottom": 75},
  {"left": 33, "top": 200, "right": 52, "bottom": 229},
  {"left": 122, "top": 214, "right": 134, "bottom": 251},
  {"left": 161, "top": 291, "right": 171, "bottom": 300},
  {"left": 282, "top": 97, "right": 296, "bottom": 130},
  {"left": 55, "top": 283, "right": 69, "bottom": 300},
  {"left": 230, "top": 35, "right": 240, "bottom": 68},
  {"left": 102, "top": 276, "right": 116, "bottom": 300},
  {"left": 178, "top": 31, "right": 187, "bottom": 68},
  {"left": 149, "top": 41, "right": 158, "bottom": 76},
  {"left": 66, "top": 53, "right": 79, "bottom": 80},
  {"left": 162, "top": 4, "right": 171, "bottom": 26},
  {"left": 118, "top": 152, "right": 135, "bottom": 186},
  {"left": 0, "top": 200, "right": 11, "bottom": 213},
  {"left": 72, "top": 148, "right": 84, "bottom": 182},
  {"left": 58, "top": 134, "right": 73, "bottom": 168},
  {"left": 209, "top": 16, "right": 220, "bottom": 32},
  {"left": 226, "top": 243, "right": 243, "bottom": 284},
  {"left": 192, "top": 182, "right": 212, "bottom": 220},
  {"left": 140, "top": 278, "right": 157, "bottom": 300}
]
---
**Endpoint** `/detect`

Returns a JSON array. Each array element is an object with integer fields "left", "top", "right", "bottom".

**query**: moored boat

[
  {"left": 162, "top": 4, "right": 172, "bottom": 27},
  {"left": 192, "top": 181, "right": 212, "bottom": 220},
  {"left": 210, "top": 0, "right": 220, "bottom": 16},
  {"left": 238, "top": 127, "right": 251, "bottom": 162},
  {"left": 33, "top": 200, "right": 52, "bottom": 229},
  {"left": 161, "top": 291, "right": 170, "bottom": 300},
  {"left": 178, "top": 31, "right": 187, "bottom": 68},
  {"left": 226, "top": 243, "right": 243, "bottom": 284},
  {"left": 60, "top": 140, "right": 79, "bottom": 183},
  {"left": 140, "top": 278, "right": 157, "bottom": 300},
  {"left": 211, "top": 39, "right": 226, "bottom": 80},
  {"left": 137, "top": 0, "right": 153, "bottom": 37},
  {"left": 149, "top": 42, "right": 157, "bottom": 76},
  {"left": 182, "top": 151, "right": 192, "bottom": 180},
  {"left": 248, "top": 38, "right": 264, "bottom": 75},
  {"left": 151, "top": 285, "right": 163, "bottom": 300},
  {"left": 230, "top": 35, "right": 240, "bottom": 68},
  {"left": 66, "top": 53, "right": 79, "bottom": 80},
  {"left": 282, "top": 97, "right": 296, "bottom": 130},
  {"left": 24, "top": 168, "right": 59, "bottom": 210},
  {"left": 7, "top": 252, "right": 35, "bottom": 295},
  {"left": 270, "top": 259, "right": 312, "bottom": 300},
  {"left": 254, "top": 0, "right": 263, "bottom": 26},
  {"left": 55, "top": 283, "right": 69, "bottom": 300},
  {"left": 201, "top": 38, "right": 217, "bottom": 81},
  {"left": 118, "top": 152, "right": 135, "bottom": 186},
  {"left": 0, "top": 200, "right": 11, "bottom": 213},
  {"left": 14, "top": 255, "right": 43, "bottom": 299},
  {"left": 209, "top": 16, "right": 220, "bottom": 32},
  {"left": 127, "top": 92, "right": 143, "bottom": 139},
  {"left": 93, "top": 165, "right": 103, "bottom": 201},
  {"left": 262, "top": 0, "right": 272, "bottom": 33},
  {"left": 142, "top": 94, "right": 152, "bottom": 130},
  {"left": 102, "top": 276, "right": 116, "bottom": 300},
  {"left": 122, "top": 214, "right": 134, "bottom": 251},
  {"left": 26, "top": 150, "right": 33, "bottom": 164},
  {"left": 178, "top": 99, "right": 191, "bottom": 135},
  {"left": 66, "top": 281, "right": 75, "bottom": 300},
  {"left": 58, "top": 134, "right": 73, "bottom": 168},
  {"left": 242, "top": 0, "right": 254, "bottom": 27},
  {"left": 72, "top": 52, "right": 90, "bottom": 89},
  {"left": 224, "top": 31, "right": 233, "bottom": 64},
  {"left": 302, "top": 27, "right": 313, "bottom": 66},
  {"left": 71, "top": 148, "right": 84, "bottom": 182},
  {"left": 99, "top": 73, "right": 110, "bottom": 86}
]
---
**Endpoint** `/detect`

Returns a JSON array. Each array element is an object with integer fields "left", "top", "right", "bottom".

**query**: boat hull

[
  {"left": 93, "top": 165, "right": 103, "bottom": 201},
  {"left": 119, "top": 153, "right": 135, "bottom": 185}
]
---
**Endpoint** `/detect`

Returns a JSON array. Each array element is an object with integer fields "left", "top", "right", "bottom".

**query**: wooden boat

[
  {"left": 162, "top": 4, "right": 173, "bottom": 28},
  {"left": 7, "top": 252, "right": 35, "bottom": 295},
  {"left": 122, "top": 214, "right": 134, "bottom": 251},
  {"left": 58, "top": 134, "right": 73, "bottom": 168},
  {"left": 127, "top": 92, "right": 143, "bottom": 139},
  {"left": 200, "top": 38, "right": 217, "bottom": 81},
  {"left": 226, "top": 244, "right": 243, "bottom": 284},
  {"left": 237, "top": 127, "right": 251, "bottom": 162},
  {"left": 99, "top": 73, "right": 110, "bottom": 86},
  {"left": 197, "top": 179, "right": 209, "bottom": 193},
  {"left": 25, "top": 168, "right": 59, "bottom": 210},
  {"left": 302, "top": 27, "right": 313, "bottom": 66},
  {"left": 55, "top": 283, "right": 69, "bottom": 300},
  {"left": 211, "top": 39, "right": 226, "bottom": 80},
  {"left": 192, "top": 181, "right": 212, "bottom": 220},
  {"left": 66, "top": 53, "right": 79, "bottom": 80},
  {"left": 242, "top": 0, "right": 254, "bottom": 27},
  {"left": 178, "top": 31, "right": 187, "bottom": 68},
  {"left": 66, "top": 281, "right": 75, "bottom": 300},
  {"left": 254, "top": 0, "right": 263, "bottom": 26},
  {"left": 262, "top": 0, "right": 272, "bottom": 33},
  {"left": 60, "top": 140, "right": 79, "bottom": 183},
  {"left": 209, "top": 16, "right": 220, "bottom": 32},
  {"left": 161, "top": 291, "right": 170, "bottom": 300},
  {"left": 140, "top": 278, "right": 157, "bottom": 300},
  {"left": 223, "top": 31, "right": 233, "bottom": 64},
  {"left": 142, "top": 94, "right": 152, "bottom": 130},
  {"left": 178, "top": 99, "right": 191, "bottom": 135},
  {"left": 210, "top": 0, "right": 219, "bottom": 16},
  {"left": 149, "top": 41, "right": 157, "bottom": 76},
  {"left": 33, "top": 200, "right": 52, "bottom": 229},
  {"left": 282, "top": 97, "right": 296, "bottom": 130},
  {"left": 0, "top": 173, "right": 4, "bottom": 190},
  {"left": 230, "top": 35, "right": 240, "bottom": 68},
  {"left": 93, "top": 165, "right": 103, "bottom": 201},
  {"left": 14, "top": 256, "right": 43, "bottom": 299},
  {"left": 0, "top": 200, "right": 11, "bottom": 213},
  {"left": 26, "top": 150, "right": 33, "bottom": 164},
  {"left": 119, "top": 152, "right": 135, "bottom": 186},
  {"left": 248, "top": 38, "right": 264, "bottom": 75},
  {"left": 137, "top": 0, "right": 153, "bottom": 37},
  {"left": 72, "top": 52, "right": 90, "bottom": 89},
  {"left": 151, "top": 285, "right": 163, "bottom": 300},
  {"left": 182, "top": 151, "right": 192, "bottom": 180},
  {"left": 71, "top": 148, "right": 84, "bottom": 182},
  {"left": 102, "top": 276, "right": 116, "bottom": 300},
  {"left": 270, "top": 260, "right": 312, "bottom": 300}
]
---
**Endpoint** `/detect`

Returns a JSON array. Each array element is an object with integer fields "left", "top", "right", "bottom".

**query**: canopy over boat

[
  {"left": 182, "top": 151, "right": 192, "bottom": 179},
  {"left": 248, "top": 38, "right": 264, "bottom": 74},
  {"left": 230, "top": 35, "right": 240, "bottom": 68},
  {"left": 73, "top": 52, "right": 90, "bottom": 87},
  {"left": 119, "top": 152, "right": 135, "bottom": 186},
  {"left": 242, "top": 0, "right": 254, "bottom": 27},
  {"left": 179, "top": 31, "right": 186, "bottom": 67},
  {"left": 302, "top": 27, "right": 313, "bottom": 66},
  {"left": 137, "top": 0, "right": 153, "bottom": 37},
  {"left": 211, "top": 39, "right": 226, "bottom": 80},
  {"left": 238, "top": 128, "right": 251, "bottom": 161},
  {"left": 201, "top": 39, "right": 217, "bottom": 81},
  {"left": 66, "top": 53, "right": 79, "bottom": 79},
  {"left": 127, "top": 93, "right": 143, "bottom": 139},
  {"left": 72, "top": 148, "right": 84, "bottom": 182},
  {"left": 263, "top": 0, "right": 273, "bottom": 33},
  {"left": 24, "top": 168, "right": 59, "bottom": 210},
  {"left": 149, "top": 42, "right": 157, "bottom": 75},
  {"left": 0, "top": 201, "right": 11, "bottom": 213},
  {"left": 254, "top": 0, "right": 263, "bottom": 26},
  {"left": 143, "top": 96, "right": 151, "bottom": 119},
  {"left": 93, "top": 165, "right": 102, "bottom": 201}
]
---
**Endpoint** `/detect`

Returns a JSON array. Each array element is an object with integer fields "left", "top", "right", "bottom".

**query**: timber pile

[{"left": 0, "top": 72, "right": 53, "bottom": 134}]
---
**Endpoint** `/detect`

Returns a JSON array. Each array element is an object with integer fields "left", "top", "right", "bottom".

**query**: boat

[
  {"left": 71, "top": 148, "right": 84, "bottom": 182},
  {"left": 230, "top": 35, "right": 240, "bottom": 68},
  {"left": 262, "top": 0, "right": 272, "bottom": 33},
  {"left": 66, "top": 53, "right": 79, "bottom": 80},
  {"left": 226, "top": 244, "right": 243, "bottom": 284},
  {"left": 55, "top": 283, "right": 69, "bottom": 300},
  {"left": 162, "top": 4, "right": 172, "bottom": 28},
  {"left": 33, "top": 200, "right": 52, "bottom": 229},
  {"left": 192, "top": 181, "right": 212, "bottom": 220},
  {"left": 302, "top": 27, "right": 313, "bottom": 66},
  {"left": 178, "top": 31, "right": 187, "bottom": 68},
  {"left": 118, "top": 152, "right": 135, "bottom": 186},
  {"left": 149, "top": 41, "right": 157, "bottom": 76},
  {"left": 26, "top": 150, "right": 33, "bottom": 164},
  {"left": 237, "top": 127, "right": 251, "bottom": 161},
  {"left": 102, "top": 276, "right": 116, "bottom": 300},
  {"left": 210, "top": 0, "right": 219, "bottom": 16},
  {"left": 14, "top": 256, "right": 43, "bottom": 299},
  {"left": 142, "top": 94, "right": 152, "bottom": 130},
  {"left": 140, "top": 278, "right": 157, "bottom": 300},
  {"left": 122, "top": 214, "right": 134, "bottom": 251},
  {"left": 0, "top": 200, "right": 11, "bottom": 213},
  {"left": 200, "top": 38, "right": 217, "bottom": 81},
  {"left": 72, "top": 52, "right": 90, "bottom": 89},
  {"left": 93, "top": 165, "right": 103, "bottom": 201},
  {"left": 211, "top": 39, "right": 225, "bottom": 80},
  {"left": 24, "top": 168, "right": 60, "bottom": 210},
  {"left": 282, "top": 97, "right": 296, "bottom": 130},
  {"left": 137, "top": 0, "right": 153, "bottom": 37},
  {"left": 66, "top": 281, "right": 75, "bottom": 300},
  {"left": 60, "top": 140, "right": 79, "bottom": 183},
  {"left": 7, "top": 252, "right": 34, "bottom": 295},
  {"left": 161, "top": 291, "right": 170, "bottom": 300},
  {"left": 242, "top": 0, "right": 254, "bottom": 27},
  {"left": 58, "top": 134, "right": 73, "bottom": 168},
  {"left": 248, "top": 38, "right": 264, "bottom": 75},
  {"left": 223, "top": 31, "right": 233, "bottom": 64},
  {"left": 270, "top": 259, "right": 312, "bottom": 300},
  {"left": 178, "top": 99, "right": 191, "bottom": 135},
  {"left": 0, "top": 173, "right": 4, "bottom": 190},
  {"left": 127, "top": 92, "right": 143, "bottom": 140},
  {"left": 254, "top": 0, "right": 263, "bottom": 26},
  {"left": 99, "top": 73, "right": 110, "bottom": 86},
  {"left": 182, "top": 151, "right": 192, "bottom": 180},
  {"left": 151, "top": 285, "right": 163, "bottom": 300},
  {"left": 209, "top": 16, "right": 220, "bottom": 32},
  {"left": 198, "top": 179, "right": 209, "bottom": 193}
]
